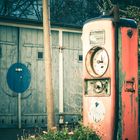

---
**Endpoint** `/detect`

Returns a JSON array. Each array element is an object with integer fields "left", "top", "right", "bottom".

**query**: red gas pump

[{"left": 82, "top": 17, "right": 138, "bottom": 140}]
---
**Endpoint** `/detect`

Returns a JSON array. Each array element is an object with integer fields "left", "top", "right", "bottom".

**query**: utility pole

[{"left": 42, "top": 0, "right": 55, "bottom": 130}]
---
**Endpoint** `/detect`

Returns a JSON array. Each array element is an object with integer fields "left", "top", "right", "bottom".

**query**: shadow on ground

[
  {"left": 0, "top": 128, "right": 45, "bottom": 140},
  {"left": 0, "top": 129, "right": 22, "bottom": 140}
]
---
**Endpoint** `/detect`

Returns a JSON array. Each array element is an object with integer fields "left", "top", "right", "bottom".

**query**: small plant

[
  {"left": 71, "top": 124, "right": 100, "bottom": 140},
  {"left": 25, "top": 124, "right": 100, "bottom": 140}
]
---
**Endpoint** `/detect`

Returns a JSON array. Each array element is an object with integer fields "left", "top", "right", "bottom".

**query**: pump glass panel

[{"left": 89, "top": 30, "right": 105, "bottom": 45}]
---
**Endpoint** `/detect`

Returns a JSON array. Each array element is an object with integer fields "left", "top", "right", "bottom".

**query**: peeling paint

[
  {"left": 130, "top": 93, "right": 133, "bottom": 114},
  {"left": 135, "top": 96, "right": 139, "bottom": 102}
]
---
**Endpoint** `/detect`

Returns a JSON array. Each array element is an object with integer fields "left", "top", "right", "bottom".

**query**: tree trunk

[{"left": 42, "top": 0, "right": 55, "bottom": 130}]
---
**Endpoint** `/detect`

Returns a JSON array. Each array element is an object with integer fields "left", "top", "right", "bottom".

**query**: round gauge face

[{"left": 92, "top": 49, "right": 109, "bottom": 76}]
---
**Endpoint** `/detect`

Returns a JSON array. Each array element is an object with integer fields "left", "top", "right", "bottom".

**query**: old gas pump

[
  {"left": 119, "top": 21, "right": 138, "bottom": 140},
  {"left": 82, "top": 16, "right": 138, "bottom": 139}
]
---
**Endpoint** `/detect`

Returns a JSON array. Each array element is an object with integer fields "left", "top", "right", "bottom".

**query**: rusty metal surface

[{"left": 120, "top": 27, "right": 138, "bottom": 140}]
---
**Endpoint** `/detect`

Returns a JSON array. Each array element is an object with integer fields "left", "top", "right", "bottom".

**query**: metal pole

[
  {"left": 17, "top": 27, "right": 22, "bottom": 129},
  {"left": 113, "top": 4, "right": 121, "bottom": 140},
  {"left": 59, "top": 30, "right": 64, "bottom": 113},
  {"left": 18, "top": 94, "right": 21, "bottom": 128}
]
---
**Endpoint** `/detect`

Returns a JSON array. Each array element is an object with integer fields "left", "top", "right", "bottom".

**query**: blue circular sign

[{"left": 6, "top": 63, "right": 31, "bottom": 93}]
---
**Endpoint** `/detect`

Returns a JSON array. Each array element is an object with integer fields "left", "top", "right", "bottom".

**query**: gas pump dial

[
  {"left": 86, "top": 47, "right": 109, "bottom": 77},
  {"left": 92, "top": 48, "right": 109, "bottom": 76}
]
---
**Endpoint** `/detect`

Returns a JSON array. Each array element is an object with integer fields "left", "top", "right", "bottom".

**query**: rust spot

[
  {"left": 135, "top": 96, "right": 139, "bottom": 102},
  {"left": 134, "top": 108, "right": 136, "bottom": 120},
  {"left": 127, "top": 29, "right": 133, "bottom": 38},
  {"left": 122, "top": 104, "right": 125, "bottom": 117},
  {"left": 129, "top": 93, "right": 133, "bottom": 114}
]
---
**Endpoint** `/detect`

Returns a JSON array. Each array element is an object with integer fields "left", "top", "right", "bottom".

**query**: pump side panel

[{"left": 120, "top": 27, "right": 138, "bottom": 140}]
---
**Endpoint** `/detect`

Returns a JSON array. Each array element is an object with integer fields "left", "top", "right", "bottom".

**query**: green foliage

[
  {"left": 41, "top": 129, "right": 70, "bottom": 140},
  {"left": 97, "top": 0, "right": 113, "bottom": 13},
  {"left": 26, "top": 125, "right": 100, "bottom": 140},
  {"left": 125, "top": 6, "right": 140, "bottom": 23},
  {"left": 50, "top": 0, "right": 99, "bottom": 25},
  {"left": 71, "top": 125, "right": 100, "bottom": 140},
  {"left": 97, "top": 0, "right": 140, "bottom": 27}
]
